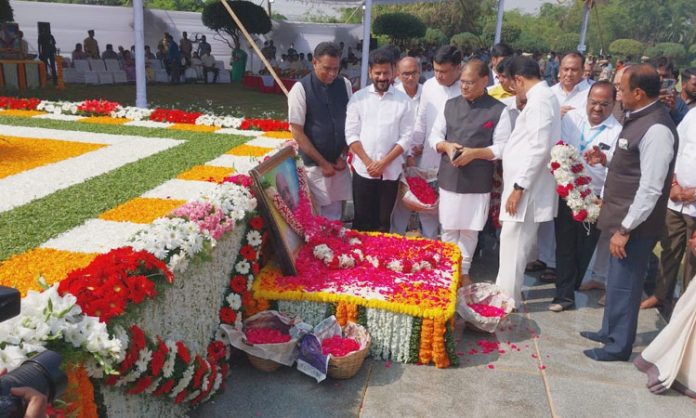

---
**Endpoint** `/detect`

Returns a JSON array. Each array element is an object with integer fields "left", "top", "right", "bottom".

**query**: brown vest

[
  {"left": 597, "top": 101, "right": 678, "bottom": 238},
  {"left": 437, "top": 93, "right": 506, "bottom": 194}
]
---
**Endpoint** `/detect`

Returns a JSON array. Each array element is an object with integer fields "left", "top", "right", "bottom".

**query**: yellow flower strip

[
  {"left": 253, "top": 245, "right": 461, "bottom": 321},
  {"left": 98, "top": 197, "right": 186, "bottom": 224},
  {"left": 168, "top": 123, "right": 218, "bottom": 133},
  {"left": 176, "top": 165, "right": 235, "bottom": 183},
  {"left": 226, "top": 144, "right": 273, "bottom": 157},
  {"left": 0, "top": 109, "right": 47, "bottom": 117},
  {"left": 262, "top": 131, "right": 293, "bottom": 139},
  {"left": 64, "top": 365, "right": 98, "bottom": 418},
  {"left": 0, "top": 135, "right": 106, "bottom": 180},
  {"left": 0, "top": 248, "right": 97, "bottom": 297},
  {"left": 78, "top": 116, "right": 130, "bottom": 125}
]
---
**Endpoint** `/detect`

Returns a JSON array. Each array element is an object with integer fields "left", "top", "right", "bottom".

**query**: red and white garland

[{"left": 549, "top": 141, "right": 601, "bottom": 223}]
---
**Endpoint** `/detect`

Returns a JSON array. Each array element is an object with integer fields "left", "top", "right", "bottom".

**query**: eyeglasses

[{"left": 400, "top": 71, "right": 419, "bottom": 78}]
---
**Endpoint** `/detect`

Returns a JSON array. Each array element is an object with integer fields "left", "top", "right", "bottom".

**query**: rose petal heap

[
  {"left": 406, "top": 176, "right": 437, "bottom": 205},
  {"left": 468, "top": 303, "right": 506, "bottom": 318},
  {"left": 245, "top": 328, "right": 291, "bottom": 344},
  {"left": 321, "top": 336, "right": 360, "bottom": 357}
]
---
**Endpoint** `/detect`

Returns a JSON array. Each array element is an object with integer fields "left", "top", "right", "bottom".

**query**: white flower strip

[
  {"left": 194, "top": 114, "right": 243, "bottom": 128},
  {"left": 141, "top": 179, "right": 219, "bottom": 202},
  {"left": 41, "top": 219, "right": 145, "bottom": 254},
  {"left": 0, "top": 285, "right": 123, "bottom": 375},
  {"left": 33, "top": 114, "right": 85, "bottom": 122},
  {"left": 36, "top": 100, "right": 80, "bottom": 115},
  {"left": 214, "top": 127, "right": 264, "bottom": 137},
  {"left": 244, "top": 137, "right": 289, "bottom": 149},
  {"left": 124, "top": 120, "right": 173, "bottom": 129},
  {"left": 205, "top": 154, "right": 262, "bottom": 174},
  {"left": 277, "top": 301, "right": 329, "bottom": 327},
  {"left": 111, "top": 106, "right": 153, "bottom": 121},
  {"left": 0, "top": 125, "right": 182, "bottom": 213}
]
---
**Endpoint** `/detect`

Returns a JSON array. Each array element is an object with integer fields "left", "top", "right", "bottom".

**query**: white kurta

[
  {"left": 550, "top": 78, "right": 592, "bottom": 112},
  {"left": 429, "top": 102, "right": 513, "bottom": 231},
  {"left": 499, "top": 81, "right": 561, "bottom": 223}
]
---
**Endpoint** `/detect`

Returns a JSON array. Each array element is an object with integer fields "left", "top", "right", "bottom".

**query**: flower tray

[
  {"left": 328, "top": 340, "right": 371, "bottom": 379},
  {"left": 247, "top": 353, "right": 282, "bottom": 372}
]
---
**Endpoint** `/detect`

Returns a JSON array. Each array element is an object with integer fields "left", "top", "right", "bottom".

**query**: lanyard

[{"left": 579, "top": 122, "right": 607, "bottom": 152}]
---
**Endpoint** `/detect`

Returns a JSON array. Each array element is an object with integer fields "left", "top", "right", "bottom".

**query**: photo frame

[{"left": 250, "top": 147, "right": 316, "bottom": 276}]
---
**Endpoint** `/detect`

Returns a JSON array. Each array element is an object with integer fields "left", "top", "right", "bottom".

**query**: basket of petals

[{"left": 325, "top": 323, "right": 371, "bottom": 379}]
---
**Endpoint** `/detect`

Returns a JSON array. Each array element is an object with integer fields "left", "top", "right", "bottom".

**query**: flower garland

[
  {"left": 549, "top": 141, "right": 601, "bottom": 223},
  {"left": 57, "top": 247, "right": 174, "bottom": 322},
  {"left": 77, "top": 99, "right": 120, "bottom": 116}
]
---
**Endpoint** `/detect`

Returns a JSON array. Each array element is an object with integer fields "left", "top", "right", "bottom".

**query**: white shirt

[
  {"left": 620, "top": 101, "right": 676, "bottom": 231},
  {"left": 396, "top": 83, "right": 423, "bottom": 128},
  {"left": 561, "top": 109, "right": 622, "bottom": 196},
  {"left": 345, "top": 84, "right": 413, "bottom": 181},
  {"left": 500, "top": 81, "right": 561, "bottom": 223},
  {"left": 550, "top": 78, "right": 592, "bottom": 114},
  {"left": 668, "top": 107, "right": 696, "bottom": 217},
  {"left": 412, "top": 77, "right": 461, "bottom": 170},
  {"left": 287, "top": 77, "right": 353, "bottom": 126}
]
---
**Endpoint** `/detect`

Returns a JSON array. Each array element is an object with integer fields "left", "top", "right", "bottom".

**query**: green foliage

[
  {"left": 375, "top": 1, "right": 489, "bottom": 38},
  {"left": 512, "top": 32, "right": 549, "bottom": 53},
  {"left": 373, "top": 12, "right": 426, "bottom": 46},
  {"left": 449, "top": 32, "right": 481, "bottom": 53},
  {"left": 423, "top": 28, "right": 448, "bottom": 47},
  {"left": 338, "top": 7, "right": 362, "bottom": 24},
  {"left": 551, "top": 33, "right": 580, "bottom": 54},
  {"left": 145, "top": 0, "right": 205, "bottom": 12},
  {"left": 608, "top": 39, "right": 644, "bottom": 59},
  {"left": 644, "top": 42, "right": 688, "bottom": 64},
  {"left": 0, "top": 0, "right": 13, "bottom": 22},
  {"left": 0, "top": 115, "right": 245, "bottom": 262},
  {"left": 689, "top": 44, "right": 696, "bottom": 56},
  {"left": 201, "top": 0, "right": 271, "bottom": 50},
  {"left": 271, "top": 12, "right": 287, "bottom": 21}
]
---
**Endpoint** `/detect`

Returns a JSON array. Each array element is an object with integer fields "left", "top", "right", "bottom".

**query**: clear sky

[{"left": 504, "top": 0, "right": 555, "bottom": 14}]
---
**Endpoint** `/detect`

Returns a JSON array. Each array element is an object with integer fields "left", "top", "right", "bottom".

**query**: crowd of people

[
  {"left": 288, "top": 40, "right": 696, "bottom": 399},
  {"left": 67, "top": 29, "right": 221, "bottom": 84}
]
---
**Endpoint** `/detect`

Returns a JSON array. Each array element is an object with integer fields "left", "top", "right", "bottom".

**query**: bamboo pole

[{"left": 219, "top": 0, "right": 289, "bottom": 96}]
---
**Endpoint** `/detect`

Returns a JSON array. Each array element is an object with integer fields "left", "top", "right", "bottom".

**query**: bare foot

[
  {"left": 640, "top": 295, "right": 662, "bottom": 310},
  {"left": 460, "top": 274, "right": 472, "bottom": 288},
  {"left": 598, "top": 293, "right": 606, "bottom": 306},
  {"left": 579, "top": 280, "right": 606, "bottom": 291}
]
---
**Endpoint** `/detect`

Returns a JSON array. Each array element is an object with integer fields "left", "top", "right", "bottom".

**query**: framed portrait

[{"left": 250, "top": 147, "right": 315, "bottom": 276}]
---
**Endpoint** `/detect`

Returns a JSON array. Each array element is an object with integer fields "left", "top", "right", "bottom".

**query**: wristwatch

[
  {"left": 618, "top": 226, "right": 631, "bottom": 236},
  {"left": 513, "top": 183, "right": 525, "bottom": 191}
]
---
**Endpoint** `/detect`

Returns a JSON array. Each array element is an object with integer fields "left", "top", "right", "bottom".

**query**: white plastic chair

[
  {"left": 73, "top": 59, "right": 98, "bottom": 84},
  {"left": 215, "top": 60, "right": 230, "bottom": 83},
  {"left": 104, "top": 59, "right": 128, "bottom": 83},
  {"left": 148, "top": 59, "right": 169, "bottom": 83},
  {"left": 88, "top": 59, "right": 113, "bottom": 84}
]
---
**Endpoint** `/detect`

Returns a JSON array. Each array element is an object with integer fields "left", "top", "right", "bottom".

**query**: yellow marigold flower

[
  {"left": 0, "top": 109, "right": 47, "bottom": 117},
  {"left": 262, "top": 131, "right": 293, "bottom": 139},
  {"left": 0, "top": 136, "right": 105, "bottom": 179},
  {"left": 99, "top": 197, "right": 186, "bottom": 224},
  {"left": 176, "top": 165, "right": 235, "bottom": 183},
  {"left": 0, "top": 249, "right": 97, "bottom": 296},
  {"left": 226, "top": 144, "right": 273, "bottom": 157},
  {"left": 78, "top": 116, "right": 130, "bottom": 125},
  {"left": 168, "top": 123, "right": 218, "bottom": 133}
]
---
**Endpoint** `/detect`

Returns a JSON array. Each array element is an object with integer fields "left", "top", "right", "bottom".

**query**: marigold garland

[
  {"left": 99, "top": 198, "right": 186, "bottom": 224},
  {"left": 419, "top": 318, "right": 434, "bottom": 365},
  {"left": 62, "top": 364, "right": 98, "bottom": 418},
  {"left": 0, "top": 249, "right": 97, "bottom": 296},
  {"left": 176, "top": 165, "right": 235, "bottom": 183},
  {"left": 431, "top": 318, "right": 450, "bottom": 368},
  {"left": 225, "top": 144, "right": 273, "bottom": 157},
  {"left": 0, "top": 136, "right": 105, "bottom": 180}
]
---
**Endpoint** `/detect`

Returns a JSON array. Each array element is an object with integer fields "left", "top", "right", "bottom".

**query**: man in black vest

[
  {"left": 582, "top": 64, "right": 679, "bottom": 361},
  {"left": 288, "top": 42, "right": 353, "bottom": 220},
  {"left": 429, "top": 58, "right": 510, "bottom": 283}
]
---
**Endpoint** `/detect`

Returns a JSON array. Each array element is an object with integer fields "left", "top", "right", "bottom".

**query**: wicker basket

[
  {"left": 247, "top": 353, "right": 281, "bottom": 372},
  {"left": 327, "top": 340, "right": 371, "bottom": 379}
]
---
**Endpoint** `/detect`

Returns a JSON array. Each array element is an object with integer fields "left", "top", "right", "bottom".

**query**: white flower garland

[
  {"left": 130, "top": 218, "right": 209, "bottom": 273},
  {"left": 162, "top": 341, "right": 179, "bottom": 379},
  {"left": 169, "top": 361, "right": 197, "bottom": 398},
  {"left": 549, "top": 142, "right": 602, "bottom": 223},
  {"left": 195, "top": 114, "right": 243, "bottom": 129}
]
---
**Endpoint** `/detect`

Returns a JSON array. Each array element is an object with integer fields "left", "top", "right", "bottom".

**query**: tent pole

[
  {"left": 360, "top": 0, "right": 372, "bottom": 88},
  {"left": 220, "top": 0, "right": 288, "bottom": 96},
  {"left": 133, "top": 0, "right": 147, "bottom": 108},
  {"left": 494, "top": 0, "right": 504, "bottom": 45},
  {"left": 577, "top": 1, "right": 591, "bottom": 53}
]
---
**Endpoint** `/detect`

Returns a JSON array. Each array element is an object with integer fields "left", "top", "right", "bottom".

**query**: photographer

[
  {"left": 655, "top": 57, "right": 689, "bottom": 125},
  {"left": 0, "top": 369, "right": 48, "bottom": 418}
]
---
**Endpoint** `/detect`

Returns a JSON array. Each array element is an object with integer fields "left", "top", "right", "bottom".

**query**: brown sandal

[
  {"left": 539, "top": 268, "right": 557, "bottom": 283},
  {"left": 525, "top": 259, "right": 547, "bottom": 273}
]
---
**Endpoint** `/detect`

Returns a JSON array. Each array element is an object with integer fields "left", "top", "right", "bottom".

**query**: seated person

[
  {"left": 72, "top": 43, "right": 88, "bottom": 62},
  {"left": 144, "top": 45, "right": 156, "bottom": 60},
  {"left": 101, "top": 44, "right": 119, "bottom": 60},
  {"left": 201, "top": 52, "right": 219, "bottom": 83},
  {"left": 121, "top": 50, "right": 136, "bottom": 81}
]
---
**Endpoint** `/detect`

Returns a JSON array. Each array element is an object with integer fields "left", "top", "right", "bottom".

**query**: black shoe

[
  {"left": 583, "top": 348, "right": 628, "bottom": 362},
  {"left": 580, "top": 331, "right": 608, "bottom": 344}
]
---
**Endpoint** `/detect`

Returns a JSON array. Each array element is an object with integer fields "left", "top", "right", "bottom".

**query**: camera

[{"left": 0, "top": 286, "right": 67, "bottom": 418}]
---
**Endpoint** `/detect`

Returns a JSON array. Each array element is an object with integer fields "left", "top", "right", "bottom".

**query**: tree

[
  {"left": 373, "top": 13, "right": 426, "bottom": 48},
  {"left": 551, "top": 33, "right": 580, "bottom": 54},
  {"left": 449, "top": 32, "right": 482, "bottom": 54},
  {"left": 201, "top": 0, "right": 271, "bottom": 50},
  {"left": 0, "top": 0, "right": 13, "bottom": 22},
  {"left": 423, "top": 28, "right": 447, "bottom": 47},
  {"left": 608, "top": 39, "right": 644, "bottom": 59},
  {"left": 644, "top": 42, "right": 688, "bottom": 64},
  {"left": 512, "top": 32, "right": 549, "bottom": 54}
]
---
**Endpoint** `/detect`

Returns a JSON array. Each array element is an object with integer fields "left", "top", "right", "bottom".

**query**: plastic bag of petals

[
  {"left": 456, "top": 283, "right": 515, "bottom": 333},
  {"left": 221, "top": 310, "right": 311, "bottom": 366},
  {"left": 399, "top": 167, "right": 439, "bottom": 213}
]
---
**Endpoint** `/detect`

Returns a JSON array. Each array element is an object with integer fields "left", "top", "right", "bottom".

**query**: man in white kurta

[
  {"left": 530, "top": 52, "right": 593, "bottom": 279},
  {"left": 495, "top": 56, "right": 561, "bottom": 307},
  {"left": 428, "top": 59, "right": 511, "bottom": 281},
  {"left": 401, "top": 45, "right": 462, "bottom": 239}
]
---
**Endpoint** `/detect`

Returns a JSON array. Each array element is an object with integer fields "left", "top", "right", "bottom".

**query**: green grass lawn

[{"left": 2, "top": 82, "right": 287, "bottom": 119}]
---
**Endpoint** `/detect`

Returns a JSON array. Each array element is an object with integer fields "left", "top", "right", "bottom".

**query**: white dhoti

[
  {"left": 495, "top": 207, "right": 539, "bottom": 307},
  {"left": 305, "top": 165, "right": 352, "bottom": 221},
  {"left": 439, "top": 189, "right": 490, "bottom": 275}
]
